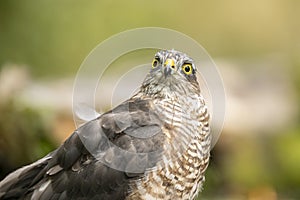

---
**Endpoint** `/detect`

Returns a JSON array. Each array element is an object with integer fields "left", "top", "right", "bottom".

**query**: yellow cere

[{"left": 164, "top": 59, "right": 176, "bottom": 68}]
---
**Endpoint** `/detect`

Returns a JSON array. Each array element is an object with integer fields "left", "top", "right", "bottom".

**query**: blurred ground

[{"left": 1, "top": 1, "right": 300, "bottom": 199}]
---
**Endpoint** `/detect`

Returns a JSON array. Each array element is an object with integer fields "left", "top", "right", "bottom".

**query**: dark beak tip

[{"left": 164, "top": 67, "right": 172, "bottom": 78}]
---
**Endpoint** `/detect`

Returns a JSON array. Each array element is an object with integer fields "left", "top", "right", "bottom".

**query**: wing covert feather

[{"left": 0, "top": 98, "right": 164, "bottom": 199}]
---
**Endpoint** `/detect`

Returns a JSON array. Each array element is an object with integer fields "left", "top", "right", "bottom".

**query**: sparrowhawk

[{"left": 0, "top": 49, "right": 211, "bottom": 200}]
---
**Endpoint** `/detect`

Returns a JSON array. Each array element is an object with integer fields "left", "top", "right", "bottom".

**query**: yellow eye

[
  {"left": 182, "top": 63, "right": 193, "bottom": 75},
  {"left": 152, "top": 58, "right": 159, "bottom": 68}
]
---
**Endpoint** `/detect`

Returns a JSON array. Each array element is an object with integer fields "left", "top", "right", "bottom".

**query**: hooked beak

[{"left": 163, "top": 58, "right": 176, "bottom": 78}]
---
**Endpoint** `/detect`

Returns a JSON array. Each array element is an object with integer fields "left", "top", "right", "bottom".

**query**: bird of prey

[{"left": 0, "top": 49, "right": 211, "bottom": 200}]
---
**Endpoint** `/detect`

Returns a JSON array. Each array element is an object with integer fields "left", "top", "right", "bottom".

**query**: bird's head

[{"left": 140, "top": 49, "right": 201, "bottom": 98}]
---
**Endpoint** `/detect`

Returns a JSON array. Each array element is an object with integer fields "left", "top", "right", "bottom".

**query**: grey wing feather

[{"left": 0, "top": 98, "right": 164, "bottom": 200}]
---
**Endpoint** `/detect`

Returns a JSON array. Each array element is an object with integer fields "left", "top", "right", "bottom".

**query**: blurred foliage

[
  {"left": 198, "top": 131, "right": 300, "bottom": 199},
  {"left": 0, "top": 100, "right": 56, "bottom": 180},
  {"left": 0, "top": 0, "right": 299, "bottom": 77},
  {"left": 271, "top": 128, "right": 300, "bottom": 197}
]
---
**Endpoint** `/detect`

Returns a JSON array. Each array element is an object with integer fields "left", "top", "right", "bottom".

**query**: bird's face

[
  {"left": 151, "top": 50, "right": 195, "bottom": 79},
  {"left": 141, "top": 49, "right": 200, "bottom": 97}
]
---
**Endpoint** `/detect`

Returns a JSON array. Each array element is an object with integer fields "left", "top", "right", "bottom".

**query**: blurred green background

[{"left": 0, "top": 0, "right": 300, "bottom": 199}]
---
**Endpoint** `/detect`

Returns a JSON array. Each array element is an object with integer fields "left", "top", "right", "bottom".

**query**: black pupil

[
  {"left": 153, "top": 60, "right": 158, "bottom": 67},
  {"left": 185, "top": 65, "right": 191, "bottom": 72}
]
